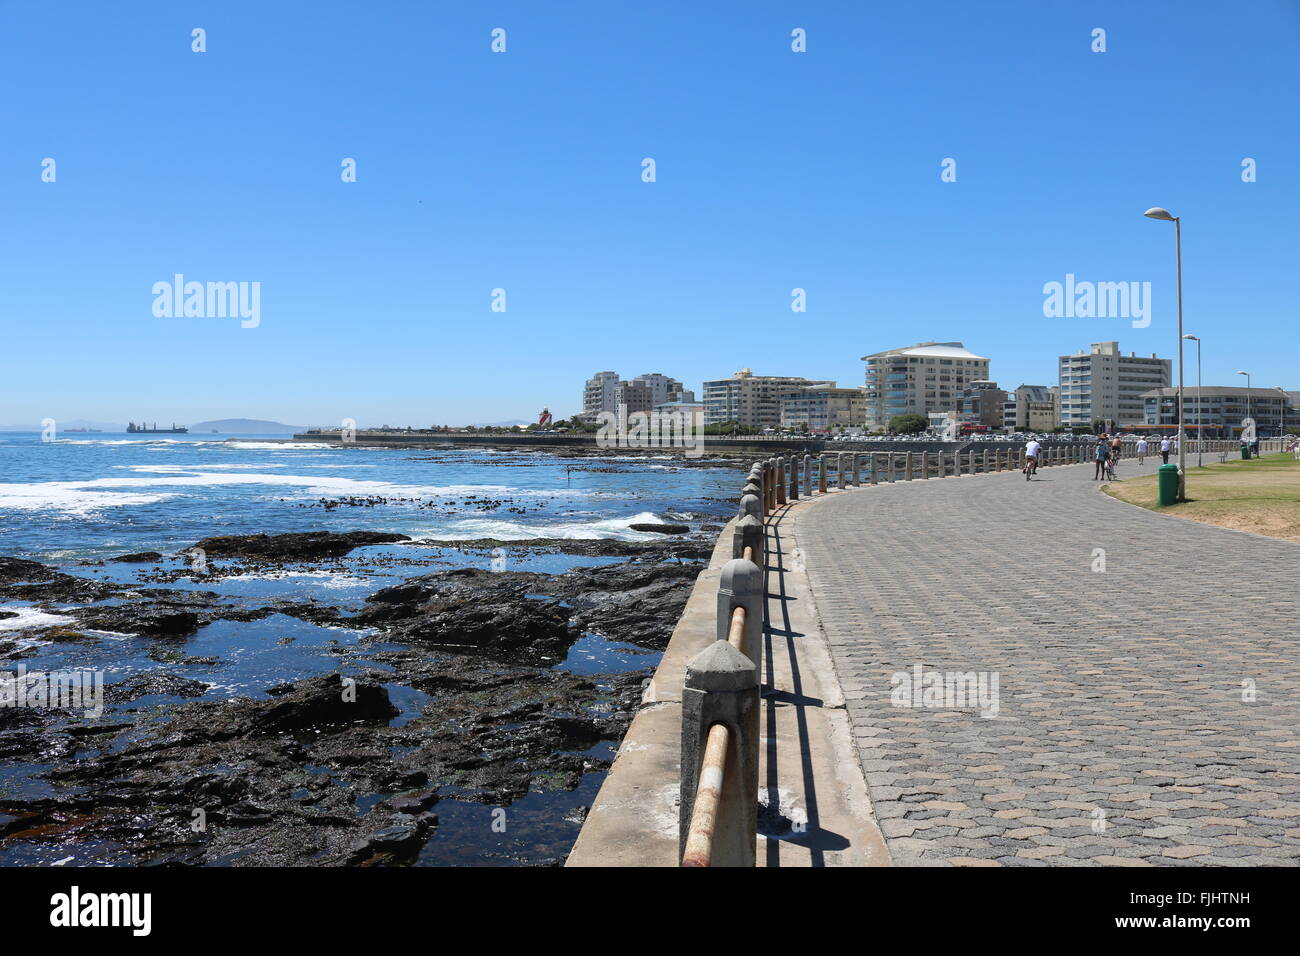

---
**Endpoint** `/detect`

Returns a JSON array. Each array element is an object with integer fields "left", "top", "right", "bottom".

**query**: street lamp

[
  {"left": 1275, "top": 386, "right": 1288, "bottom": 443},
  {"left": 1183, "top": 333, "right": 1202, "bottom": 467},
  {"left": 1145, "top": 207, "right": 1186, "bottom": 499},
  {"left": 1237, "top": 371, "right": 1251, "bottom": 449}
]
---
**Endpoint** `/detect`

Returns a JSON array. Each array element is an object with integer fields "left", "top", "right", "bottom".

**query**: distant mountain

[{"left": 190, "top": 418, "right": 304, "bottom": 434}]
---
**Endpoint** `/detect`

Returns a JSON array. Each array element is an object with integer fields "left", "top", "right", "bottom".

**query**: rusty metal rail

[
  {"left": 726, "top": 605, "right": 746, "bottom": 652},
  {"left": 681, "top": 722, "right": 731, "bottom": 867}
]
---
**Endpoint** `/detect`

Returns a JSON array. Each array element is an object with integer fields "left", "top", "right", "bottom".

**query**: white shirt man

[
  {"left": 1160, "top": 438, "right": 1170, "bottom": 452},
  {"left": 1137, "top": 438, "right": 1148, "bottom": 455},
  {"left": 1025, "top": 439, "right": 1042, "bottom": 459}
]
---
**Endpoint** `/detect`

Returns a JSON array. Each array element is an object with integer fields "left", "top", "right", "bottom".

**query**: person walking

[
  {"left": 1094, "top": 435, "right": 1111, "bottom": 480},
  {"left": 1160, "top": 436, "right": 1171, "bottom": 464},
  {"left": 1136, "top": 436, "right": 1148, "bottom": 464}
]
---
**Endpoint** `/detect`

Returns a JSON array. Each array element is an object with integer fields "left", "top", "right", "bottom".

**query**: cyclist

[{"left": 1023, "top": 436, "right": 1042, "bottom": 480}]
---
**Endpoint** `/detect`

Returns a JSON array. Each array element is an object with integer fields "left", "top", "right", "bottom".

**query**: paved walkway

[{"left": 790, "top": 456, "right": 1300, "bottom": 866}]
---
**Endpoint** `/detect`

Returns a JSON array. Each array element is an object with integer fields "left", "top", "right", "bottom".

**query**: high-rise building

[
  {"left": 702, "top": 368, "right": 834, "bottom": 428},
  {"left": 581, "top": 371, "right": 691, "bottom": 421},
  {"left": 630, "top": 373, "right": 692, "bottom": 407},
  {"left": 582, "top": 371, "right": 621, "bottom": 421},
  {"left": 861, "top": 342, "right": 992, "bottom": 430},
  {"left": 1058, "top": 341, "right": 1170, "bottom": 429},
  {"left": 1002, "top": 384, "right": 1060, "bottom": 432},
  {"left": 778, "top": 384, "right": 865, "bottom": 432}
]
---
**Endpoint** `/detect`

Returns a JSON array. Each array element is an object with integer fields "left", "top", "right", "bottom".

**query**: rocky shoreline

[{"left": 0, "top": 530, "right": 710, "bottom": 866}]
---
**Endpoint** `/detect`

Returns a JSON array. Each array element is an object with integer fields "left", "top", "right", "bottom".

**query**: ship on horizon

[{"left": 126, "top": 421, "right": 189, "bottom": 434}]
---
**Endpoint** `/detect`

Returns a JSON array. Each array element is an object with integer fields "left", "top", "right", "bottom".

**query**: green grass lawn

[{"left": 1105, "top": 453, "right": 1300, "bottom": 542}]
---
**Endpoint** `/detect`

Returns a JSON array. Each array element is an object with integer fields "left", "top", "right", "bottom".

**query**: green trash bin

[
  {"left": 1241, "top": 443, "right": 1251, "bottom": 460},
  {"left": 1158, "top": 463, "right": 1180, "bottom": 506}
]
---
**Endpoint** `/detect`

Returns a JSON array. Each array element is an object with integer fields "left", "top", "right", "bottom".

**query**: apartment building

[
  {"left": 1058, "top": 341, "right": 1170, "bottom": 429},
  {"left": 778, "top": 384, "right": 865, "bottom": 432},
  {"left": 1002, "top": 384, "right": 1061, "bottom": 432},
  {"left": 702, "top": 368, "right": 834, "bottom": 428},
  {"left": 952, "top": 380, "right": 1008, "bottom": 429},
  {"left": 1143, "top": 386, "right": 1298, "bottom": 438},
  {"left": 861, "top": 342, "right": 992, "bottom": 430},
  {"left": 581, "top": 371, "right": 692, "bottom": 421}
]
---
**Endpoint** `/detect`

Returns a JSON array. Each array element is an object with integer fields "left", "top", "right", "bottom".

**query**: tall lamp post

[
  {"left": 1183, "top": 333, "right": 1202, "bottom": 467},
  {"left": 1144, "top": 207, "right": 1186, "bottom": 499},
  {"left": 1237, "top": 370, "right": 1251, "bottom": 450},
  {"left": 1275, "top": 386, "right": 1289, "bottom": 444}
]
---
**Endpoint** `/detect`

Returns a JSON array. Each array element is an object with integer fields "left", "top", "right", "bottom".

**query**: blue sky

[{"left": 2, "top": 1, "right": 1297, "bottom": 426}]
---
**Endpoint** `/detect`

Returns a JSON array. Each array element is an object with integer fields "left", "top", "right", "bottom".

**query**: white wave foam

[
  {"left": 115, "top": 463, "right": 289, "bottom": 472},
  {"left": 219, "top": 571, "right": 372, "bottom": 589},
  {"left": 0, "top": 472, "right": 550, "bottom": 515},
  {"left": 0, "top": 606, "right": 77, "bottom": 633},
  {"left": 223, "top": 442, "right": 334, "bottom": 450},
  {"left": 418, "top": 511, "right": 671, "bottom": 542}
]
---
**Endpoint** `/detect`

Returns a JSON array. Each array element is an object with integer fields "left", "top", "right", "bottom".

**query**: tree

[{"left": 889, "top": 414, "right": 928, "bottom": 435}]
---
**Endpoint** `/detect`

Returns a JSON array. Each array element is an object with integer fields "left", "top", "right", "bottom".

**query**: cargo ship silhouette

[{"left": 126, "top": 422, "right": 189, "bottom": 434}]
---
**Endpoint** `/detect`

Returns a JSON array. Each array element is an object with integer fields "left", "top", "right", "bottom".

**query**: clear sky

[{"left": 2, "top": 1, "right": 1297, "bottom": 427}]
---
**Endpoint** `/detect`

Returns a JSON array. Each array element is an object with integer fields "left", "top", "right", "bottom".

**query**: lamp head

[{"left": 1144, "top": 207, "right": 1176, "bottom": 221}]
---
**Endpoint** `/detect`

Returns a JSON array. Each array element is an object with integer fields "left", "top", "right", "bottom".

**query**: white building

[
  {"left": 702, "top": 368, "right": 833, "bottom": 428},
  {"left": 861, "top": 342, "right": 991, "bottom": 430},
  {"left": 582, "top": 371, "right": 691, "bottom": 421},
  {"left": 1058, "top": 341, "right": 1170, "bottom": 430}
]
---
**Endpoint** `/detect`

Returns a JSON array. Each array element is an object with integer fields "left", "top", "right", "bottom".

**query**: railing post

[
  {"left": 804, "top": 454, "right": 813, "bottom": 495},
  {"left": 679, "top": 641, "right": 759, "bottom": 867},
  {"left": 775, "top": 457, "right": 787, "bottom": 505},
  {"left": 733, "top": 514, "right": 764, "bottom": 564},
  {"left": 851, "top": 453, "right": 860, "bottom": 487},
  {"left": 904, "top": 451, "right": 912, "bottom": 480},
  {"left": 790, "top": 455, "right": 799, "bottom": 499},
  {"left": 869, "top": 452, "right": 878, "bottom": 485},
  {"left": 818, "top": 455, "right": 828, "bottom": 494},
  {"left": 920, "top": 451, "right": 928, "bottom": 479},
  {"left": 716, "top": 556, "right": 763, "bottom": 664}
]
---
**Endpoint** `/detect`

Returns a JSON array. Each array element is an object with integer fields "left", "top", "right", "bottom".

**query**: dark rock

[
  {"left": 191, "top": 531, "right": 411, "bottom": 561},
  {"left": 353, "top": 568, "right": 576, "bottom": 662},
  {"left": 257, "top": 674, "right": 399, "bottom": 733},
  {"left": 0, "top": 556, "right": 60, "bottom": 584},
  {"left": 105, "top": 672, "right": 210, "bottom": 705},
  {"left": 109, "top": 551, "right": 163, "bottom": 563},
  {"left": 628, "top": 522, "right": 690, "bottom": 535},
  {"left": 76, "top": 603, "right": 201, "bottom": 639},
  {"left": 547, "top": 558, "right": 705, "bottom": 648}
]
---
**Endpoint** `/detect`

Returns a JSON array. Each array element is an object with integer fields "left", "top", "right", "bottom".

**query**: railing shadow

[{"left": 759, "top": 504, "right": 850, "bottom": 864}]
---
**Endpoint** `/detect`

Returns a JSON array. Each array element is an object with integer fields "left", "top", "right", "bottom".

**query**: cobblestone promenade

[{"left": 792, "top": 457, "right": 1300, "bottom": 866}]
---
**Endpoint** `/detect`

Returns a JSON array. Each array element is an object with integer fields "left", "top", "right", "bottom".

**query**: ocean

[{"left": 0, "top": 432, "right": 740, "bottom": 865}]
